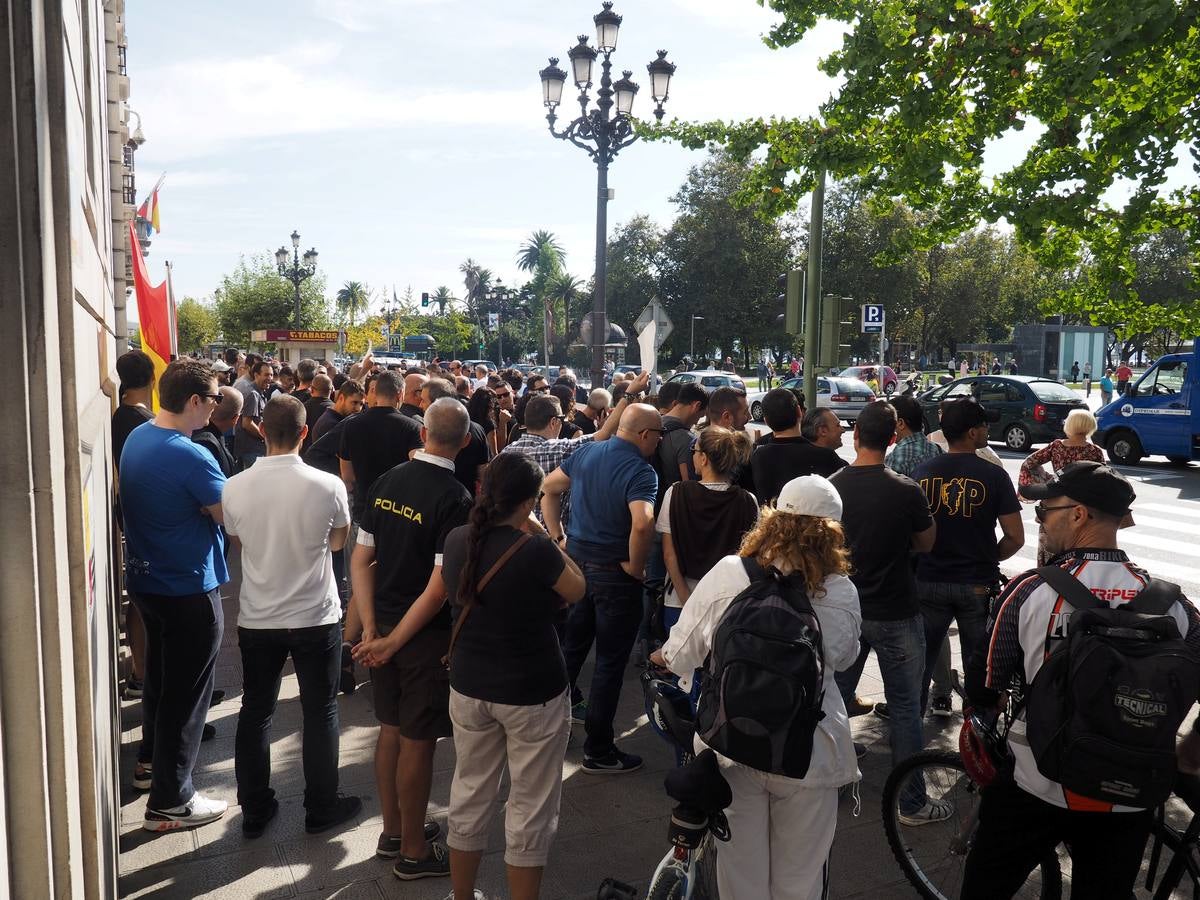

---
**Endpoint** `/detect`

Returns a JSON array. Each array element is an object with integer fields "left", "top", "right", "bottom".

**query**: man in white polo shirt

[{"left": 222, "top": 394, "right": 360, "bottom": 839}]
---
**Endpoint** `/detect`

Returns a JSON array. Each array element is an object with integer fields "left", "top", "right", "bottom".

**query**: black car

[{"left": 917, "top": 375, "right": 1087, "bottom": 452}]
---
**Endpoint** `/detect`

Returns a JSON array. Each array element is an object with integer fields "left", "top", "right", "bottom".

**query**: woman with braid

[{"left": 439, "top": 452, "right": 586, "bottom": 900}]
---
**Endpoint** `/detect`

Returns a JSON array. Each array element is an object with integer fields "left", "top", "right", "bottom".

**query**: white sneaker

[
  {"left": 143, "top": 792, "right": 228, "bottom": 832},
  {"left": 441, "top": 892, "right": 486, "bottom": 900},
  {"left": 899, "top": 798, "right": 954, "bottom": 827}
]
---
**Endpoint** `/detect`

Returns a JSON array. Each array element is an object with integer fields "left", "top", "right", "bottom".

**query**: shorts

[{"left": 371, "top": 625, "right": 452, "bottom": 739}]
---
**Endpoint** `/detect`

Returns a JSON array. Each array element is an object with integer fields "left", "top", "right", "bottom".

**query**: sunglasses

[
  {"left": 1034, "top": 502, "right": 1077, "bottom": 523},
  {"left": 199, "top": 392, "right": 222, "bottom": 402}
]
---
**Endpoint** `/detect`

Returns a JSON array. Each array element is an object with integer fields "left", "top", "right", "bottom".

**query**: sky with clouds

[
  {"left": 129, "top": 0, "right": 846, "bottom": 316},
  {"left": 128, "top": 0, "right": 1190, "bottom": 322}
]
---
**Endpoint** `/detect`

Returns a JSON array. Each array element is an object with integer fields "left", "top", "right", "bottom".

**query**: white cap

[
  {"left": 776, "top": 475, "right": 843, "bottom": 520},
  {"left": 211, "top": 360, "right": 231, "bottom": 373}
]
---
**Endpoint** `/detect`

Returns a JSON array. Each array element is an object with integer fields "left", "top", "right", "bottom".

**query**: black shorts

[{"left": 372, "top": 626, "right": 452, "bottom": 740}]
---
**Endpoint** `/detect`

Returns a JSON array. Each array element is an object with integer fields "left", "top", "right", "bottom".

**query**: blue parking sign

[{"left": 861, "top": 304, "right": 885, "bottom": 334}]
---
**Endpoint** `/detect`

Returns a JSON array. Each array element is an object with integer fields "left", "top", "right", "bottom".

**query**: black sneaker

[
  {"left": 124, "top": 678, "right": 144, "bottom": 700},
  {"left": 340, "top": 643, "right": 357, "bottom": 695},
  {"left": 132, "top": 761, "right": 152, "bottom": 791},
  {"left": 582, "top": 748, "right": 643, "bottom": 775},
  {"left": 305, "top": 794, "right": 362, "bottom": 834},
  {"left": 930, "top": 696, "right": 953, "bottom": 718},
  {"left": 872, "top": 702, "right": 890, "bottom": 720},
  {"left": 846, "top": 696, "right": 874, "bottom": 717},
  {"left": 392, "top": 841, "right": 451, "bottom": 880},
  {"left": 242, "top": 798, "right": 279, "bottom": 839},
  {"left": 375, "top": 822, "right": 442, "bottom": 858},
  {"left": 209, "top": 689, "right": 226, "bottom": 707}
]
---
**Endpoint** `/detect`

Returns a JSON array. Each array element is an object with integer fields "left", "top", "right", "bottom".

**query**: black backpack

[
  {"left": 695, "top": 558, "right": 826, "bottom": 778},
  {"left": 1024, "top": 565, "right": 1200, "bottom": 807}
]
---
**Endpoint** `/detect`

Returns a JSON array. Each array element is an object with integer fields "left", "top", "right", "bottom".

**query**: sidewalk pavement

[{"left": 118, "top": 565, "right": 959, "bottom": 899}]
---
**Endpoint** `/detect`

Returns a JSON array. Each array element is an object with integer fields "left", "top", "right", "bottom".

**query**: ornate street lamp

[
  {"left": 538, "top": 3, "right": 674, "bottom": 388},
  {"left": 276, "top": 230, "right": 318, "bottom": 328}
]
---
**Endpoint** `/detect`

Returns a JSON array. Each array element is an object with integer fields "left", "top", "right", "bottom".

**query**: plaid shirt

[
  {"left": 501, "top": 433, "right": 596, "bottom": 526},
  {"left": 885, "top": 431, "right": 943, "bottom": 477}
]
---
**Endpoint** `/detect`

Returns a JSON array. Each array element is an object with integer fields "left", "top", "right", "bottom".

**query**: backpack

[
  {"left": 695, "top": 558, "right": 826, "bottom": 778},
  {"left": 1024, "top": 565, "right": 1200, "bottom": 807}
]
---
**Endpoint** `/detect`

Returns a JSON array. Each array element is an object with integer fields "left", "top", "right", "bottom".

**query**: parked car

[
  {"left": 665, "top": 369, "right": 747, "bottom": 394},
  {"left": 748, "top": 376, "right": 876, "bottom": 424},
  {"left": 462, "top": 359, "right": 498, "bottom": 372},
  {"left": 839, "top": 365, "right": 900, "bottom": 395},
  {"left": 917, "top": 375, "right": 1087, "bottom": 452}
]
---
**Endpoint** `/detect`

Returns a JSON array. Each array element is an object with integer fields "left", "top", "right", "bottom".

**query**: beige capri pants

[{"left": 447, "top": 687, "right": 571, "bottom": 867}]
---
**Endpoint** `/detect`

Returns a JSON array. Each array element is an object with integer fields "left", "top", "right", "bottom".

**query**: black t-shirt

[
  {"left": 292, "top": 388, "right": 312, "bottom": 404},
  {"left": 338, "top": 406, "right": 424, "bottom": 519},
  {"left": 749, "top": 436, "right": 847, "bottom": 505},
  {"left": 911, "top": 452, "right": 1021, "bottom": 584},
  {"left": 358, "top": 457, "right": 472, "bottom": 629},
  {"left": 830, "top": 465, "right": 932, "bottom": 620},
  {"left": 573, "top": 410, "right": 597, "bottom": 435},
  {"left": 112, "top": 404, "right": 153, "bottom": 470},
  {"left": 310, "top": 408, "right": 345, "bottom": 445},
  {"left": 443, "top": 525, "right": 567, "bottom": 705},
  {"left": 454, "top": 421, "right": 490, "bottom": 496}
]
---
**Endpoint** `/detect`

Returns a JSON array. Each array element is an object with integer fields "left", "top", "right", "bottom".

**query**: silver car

[
  {"left": 665, "top": 369, "right": 747, "bottom": 394},
  {"left": 747, "top": 375, "right": 876, "bottom": 423}
]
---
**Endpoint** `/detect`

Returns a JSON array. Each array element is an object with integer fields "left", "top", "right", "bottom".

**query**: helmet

[{"left": 959, "top": 711, "right": 1010, "bottom": 788}]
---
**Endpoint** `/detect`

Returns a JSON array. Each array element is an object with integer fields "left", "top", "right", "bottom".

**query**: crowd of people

[{"left": 111, "top": 347, "right": 1197, "bottom": 900}]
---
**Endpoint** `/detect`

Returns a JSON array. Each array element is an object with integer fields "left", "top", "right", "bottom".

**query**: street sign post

[{"left": 861, "top": 304, "right": 886, "bottom": 377}]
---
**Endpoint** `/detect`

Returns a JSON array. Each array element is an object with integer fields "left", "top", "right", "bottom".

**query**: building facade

[{"left": 1, "top": 0, "right": 135, "bottom": 894}]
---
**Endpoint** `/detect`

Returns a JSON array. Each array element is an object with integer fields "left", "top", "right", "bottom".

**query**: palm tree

[
  {"left": 431, "top": 286, "right": 455, "bottom": 316},
  {"left": 546, "top": 272, "right": 584, "bottom": 359},
  {"left": 335, "top": 281, "right": 371, "bottom": 328},
  {"left": 516, "top": 230, "right": 564, "bottom": 275}
]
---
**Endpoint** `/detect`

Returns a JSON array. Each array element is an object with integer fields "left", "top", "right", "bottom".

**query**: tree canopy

[
  {"left": 653, "top": 0, "right": 1200, "bottom": 336},
  {"left": 213, "top": 254, "right": 331, "bottom": 346}
]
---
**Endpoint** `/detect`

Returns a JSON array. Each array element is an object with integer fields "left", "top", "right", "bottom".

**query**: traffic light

[
  {"left": 421, "top": 292, "right": 429, "bottom": 308},
  {"left": 775, "top": 269, "right": 804, "bottom": 335},
  {"left": 818, "top": 294, "right": 855, "bottom": 369}
]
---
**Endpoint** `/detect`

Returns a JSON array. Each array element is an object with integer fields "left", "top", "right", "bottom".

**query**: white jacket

[{"left": 661, "top": 554, "right": 863, "bottom": 789}]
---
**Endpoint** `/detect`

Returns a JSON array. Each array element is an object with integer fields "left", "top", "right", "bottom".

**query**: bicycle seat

[{"left": 1175, "top": 772, "right": 1200, "bottom": 813}]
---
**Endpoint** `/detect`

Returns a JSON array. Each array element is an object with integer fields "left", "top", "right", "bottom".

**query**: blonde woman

[
  {"left": 1020, "top": 408, "right": 1104, "bottom": 563},
  {"left": 651, "top": 476, "right": 861, "bottom": 900}
]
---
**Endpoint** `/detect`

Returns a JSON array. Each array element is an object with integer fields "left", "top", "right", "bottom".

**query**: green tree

[
  {"left": 175, "top": 296, "right": 219, "bottom": 353},
  {"left": 213, "top": 254, "right": 330, "bottom": 347},
  {"left": 431, "top": 286, "right": 455, "bottom": 316},
  {"left": 605, "top": 215, "right": 664, "bottom": 359},
  {"left": 656, "top": 153, "right": 798, "bottom": 367},
  {"left": 656, "top": 0, "right": 1200, "bottom": 336},
  {"left": 335, "top": 281, "right": 371, "bottom": 328},
  {"left": 515, "top": 232, "right": 568, "bottom": 362}
]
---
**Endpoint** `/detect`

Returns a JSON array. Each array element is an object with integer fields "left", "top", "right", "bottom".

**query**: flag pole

[{"left": 165, "top": 260, "right": 179, "bottom": 358}]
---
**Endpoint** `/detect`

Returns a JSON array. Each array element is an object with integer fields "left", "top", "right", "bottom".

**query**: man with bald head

[
  {"left": 192, "top": 386, "right": 243, "bottom": 478},
  {"left": 400, "top": 372, "right": 428, "bottom": 423},
  {"left": 302, "top": 374, "right": 334, "bottom": 453},
  {"left": 349, "top": 397, "right": 473, "bottom": 877},
  {"left": 541, "top": 393, "right": 660, "bottom": 775}
]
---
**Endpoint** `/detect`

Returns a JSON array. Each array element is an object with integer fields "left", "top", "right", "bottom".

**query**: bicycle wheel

[
  {"left": 882, "top": 750, "right": 1062, "bottom": 899},
  {"left": 692, "top": 833, "right": 720, "bottom": 899},
  {"left": 647, "top": 867, "right": 685, "bottom": 900},
  {"left": 1133, "top": 819, "right": 1200, "bottom": 899}
]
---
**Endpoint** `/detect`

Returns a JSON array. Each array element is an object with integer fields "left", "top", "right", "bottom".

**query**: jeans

[
  {"left": 562, "top": 562, "right": 643, "bottom": 757},
  {"left": 918, "top": 581, "right": 990, "bottom": 714},
  {"left": 637, "top": 534, "right": 667, "bottom": 657},
  {"left": 835, "top": 615, "right": 927, "bottom": 813},
  {"left": 135, "top": 588, "right": 223, "bottom": 810},
  {"left": 235, "top": 623, "right": 342, "bottom": 815}
]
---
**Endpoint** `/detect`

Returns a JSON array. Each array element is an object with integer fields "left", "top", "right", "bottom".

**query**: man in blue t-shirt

[
  {"left": 120, "top": 358, "right": 231, "bottom": 832},
  {"left": 911, "top": 398, "right": 1025, "bottom": 718},
  {"left": 541, "top": 402, "right": 660, "bottom": 774}
]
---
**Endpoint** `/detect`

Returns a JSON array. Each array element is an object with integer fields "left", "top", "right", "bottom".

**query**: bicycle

[
  {"left": 881, "top": 696, "right": 1200, "bottom": 898},
  {"left": 597, "top": 666, "right": 729, "bottom": 900}
]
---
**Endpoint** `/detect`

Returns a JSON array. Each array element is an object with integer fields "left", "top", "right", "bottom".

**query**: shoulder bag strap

[
  {"left": 444, "top": 532, "right": 533, "bottom": 667},
  {"left": 1131, "top": 578, "right": 1183, "bottom": 616},
  {"left": 1035, "top": 565, "right": 1105, "bottom": 612}
]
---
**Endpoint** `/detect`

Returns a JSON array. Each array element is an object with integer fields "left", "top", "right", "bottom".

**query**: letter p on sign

[{"left": 861, "top": 304, "right": 885, "bottom": 334}]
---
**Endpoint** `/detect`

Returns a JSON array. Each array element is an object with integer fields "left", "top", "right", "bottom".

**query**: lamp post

[
  {"left": 382, "top": 291, "right": 397, "bottom": 351},
  {"left": 539, "top": 3, "right": 674, "bottom": 389},
  {"left": 690, "top": 314, "right": 704, "bottom": 361},
  {"left": 275, "top": 230, "right": 318, "bottom": 328}
]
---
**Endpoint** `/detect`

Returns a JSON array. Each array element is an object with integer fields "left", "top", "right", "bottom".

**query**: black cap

[
  {"left": 939, "top": 397, "right": 1000, "bottom": 439},
  {"left": 1018, "top": 461, "right": 1136, "bottom": 518}
]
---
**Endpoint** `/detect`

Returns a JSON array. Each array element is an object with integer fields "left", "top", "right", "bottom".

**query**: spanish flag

[
  {"left": 136, "top": 175, "right": 163, "bottom": 233},
  {"left": 128, "top": 220, "right": 173, "bottom": 410}
]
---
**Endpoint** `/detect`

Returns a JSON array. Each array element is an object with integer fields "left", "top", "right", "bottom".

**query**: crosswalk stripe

[
  {"left": 1020, "top": 521, "right": 1198, "bottom": 558},
  {"left": 1004, "top": 551, "right": 1198, "bottom": 586},
  {"left": 1017, "top": 511, "right": 1200, "bottom": 539},
  {"left": 1139, "top": 502, "right": 1200, "bottom": 520}
]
